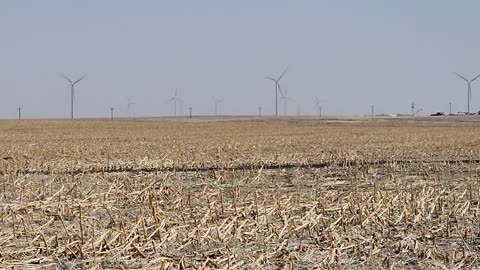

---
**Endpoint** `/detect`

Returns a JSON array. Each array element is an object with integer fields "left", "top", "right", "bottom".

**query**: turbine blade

[
  {"left": 471, "top": 74, "right": 480, "bottom": 83},
  {"left": 454, "top": 73, "right": 469, "bottom": 82},
  {"left": 73, "top": 74, "right": 87, "bottom": 85},
  {"left": 265, "top": 76, "right": 276, "bottom": 82},
  {"left": 61, "top": 74, "right": 73, "bottom": 84},
  {"left": 277, "top": 67, "right": 289, "bottom": 81}
]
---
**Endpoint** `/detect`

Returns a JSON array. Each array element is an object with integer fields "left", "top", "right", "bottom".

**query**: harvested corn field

[{"left": 1, "top": 117, "right": 480, "bottom": 269}]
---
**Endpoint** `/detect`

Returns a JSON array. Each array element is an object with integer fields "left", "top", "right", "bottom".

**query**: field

[{"left": 1, "top": 116, "right": 480, "bottom": 269}]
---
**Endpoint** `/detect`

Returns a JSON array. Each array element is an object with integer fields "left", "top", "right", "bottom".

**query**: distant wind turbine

[
  {"left": 265, "top": 67, "right": 288, "bottom": 116},
  {"left": 127, "top": 99, "right": 135, "bottom": 119},
  {"left": 212, "top": 97, "right": 223, "bottom": 116},
  {"left": 61, "top": 74, "right": 87, "bottom": 120},
  {"left": 314, "top": 97, "right": 326, "bottom": 117},
  {"left": 278, "top": 85, "right": 294, "bottom": 116},
  {"left": 411, "top": 102, "right": 422, "bottom": 116},
  {"left": 454, "top": 73, "right": 480, "bottom": 114},
  {"left": 168, "top": 89, "right": 182, "bottom": 117}
]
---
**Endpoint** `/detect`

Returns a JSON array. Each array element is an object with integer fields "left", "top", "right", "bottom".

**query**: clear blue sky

[{"left": 1, "top": 1, "right": 480, "bottom": 118}]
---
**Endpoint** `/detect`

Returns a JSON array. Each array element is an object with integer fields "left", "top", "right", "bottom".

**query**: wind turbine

[
  {"left": 127, "top": 99, "right": 135, "bottom": 119},
  {"left": 61, "top": 74, "right": 87, "bottom": 120},
  {"left": 265, "top": 67, "right": 288, "bottom": 116},
  {"left": 411, "top": 102, "right": 422, "bottom": 116},
  {"left": 314, "top": 97, "right": 326, "bottom": 117},
  {"left": 168, "top": 89, "right": 181, "bottom": 117},
  {"left": 454, "top": 73, "right": 480, "bottom": 114},
  {"left": 212, "top": 97, "right": 223, "bottom": 116},
  {"left": 278, "top": 85, "right": 294, "bottom": 116}
]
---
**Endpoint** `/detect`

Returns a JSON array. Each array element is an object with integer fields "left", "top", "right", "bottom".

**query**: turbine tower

[
  {"left": 265, "top": 67, "right": 288, "bottom": 116},
  {"left": 454, "top": 73, "right": 480, "bottom": 114}
]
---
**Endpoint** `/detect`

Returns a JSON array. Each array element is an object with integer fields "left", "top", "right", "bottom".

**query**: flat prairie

[{"left": 1, "top": 116, "right": 480, "bottom": 269}]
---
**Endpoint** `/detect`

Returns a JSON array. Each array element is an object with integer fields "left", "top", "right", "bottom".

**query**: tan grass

[{"left": 0, "top": 119, "right": 480, "bottom": 269}]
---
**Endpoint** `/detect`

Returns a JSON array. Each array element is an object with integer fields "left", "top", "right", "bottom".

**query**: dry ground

[{"left": 1, "top": 116, "right": 480, "bottom": 269}]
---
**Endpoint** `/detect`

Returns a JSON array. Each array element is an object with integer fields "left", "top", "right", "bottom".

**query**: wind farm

[
  {"left": 4, "top": 63, "right": 480, "bottom": 120},
  {"left": 3, "top": 2, "right": 480, "bottom": 270}
]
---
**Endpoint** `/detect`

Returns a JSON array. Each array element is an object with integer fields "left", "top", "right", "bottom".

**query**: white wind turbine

[
  {"left": 61, "top": 74, "right": 87, "bottom": 120},
  {"left": 278, "top": 84, "right": 294, "bottom": 116},
  {"left": 454, "top": 73, "right": 480, "bottom": 114},
  {"left": 212, "top": 96, "right": 223, "bottom": 116},
  {"left": 314, "top": 97, "right": 327, "bottom": 117},
  {"left": 265, "top": 67, "right": 288, "bottom": 116},
  {"left": 168, "top": 89, "right": 182, "bottom": 117},
  {"left": 127, "top": 98, "right": 135, "bottom": 119}
]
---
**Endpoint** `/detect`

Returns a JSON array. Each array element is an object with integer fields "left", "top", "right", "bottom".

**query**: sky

[{"left": 1, "top": 1, "right": 480, "bottom": 119}]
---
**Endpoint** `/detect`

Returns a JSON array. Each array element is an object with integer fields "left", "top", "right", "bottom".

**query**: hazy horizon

[{"left": 2, "top": 1, "right": 480, "bottom": 119}]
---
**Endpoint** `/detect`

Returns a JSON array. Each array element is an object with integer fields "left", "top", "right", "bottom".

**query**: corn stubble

[{"left": 1, "top": 119, "right": 480, "bottom": 269}]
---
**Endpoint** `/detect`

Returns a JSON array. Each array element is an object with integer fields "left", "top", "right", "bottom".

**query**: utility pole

[
  {"left": 18, "top": 107, "right": 21, "bottom": 120},
  {"left": 258, "top": 106, "right": 262, "bottom": 117},
  {"left": 189, "top": 107, "right": 192, "bottom": 118},
  {"left": 110, "top": 107, "right": 114, "bottom": 120}
]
